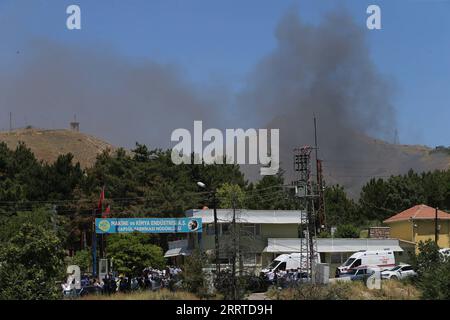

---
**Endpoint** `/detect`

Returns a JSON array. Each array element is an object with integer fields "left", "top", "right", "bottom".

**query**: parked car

[
  {"left": 340, "top": 265, "right": 380, "bottom": 282},
  {"left": 381, "top": 264, "right": 417, "bottom": 280},
  {"left": 336, "top": 250, "right": 395, "bottom": 277},
  {"left": 439, "top": 248, "right": 450, "bottom": 261}
]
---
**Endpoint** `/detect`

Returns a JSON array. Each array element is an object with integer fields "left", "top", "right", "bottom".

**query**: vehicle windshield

[
  {"left": 268, "top": 260, "right": 281, "bottom": 269},
  {"left": 390, "top": 266, "right": 401, "bottom": 271},
  {"left": 343, "top": 258, "right": 355, "bottom": 267}
]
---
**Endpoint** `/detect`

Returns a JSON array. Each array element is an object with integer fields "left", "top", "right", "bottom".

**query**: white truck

[
  {"left": 261, "top": 253, "right": 321, "bottom": 274},
  {"left": 336, "top": 250, "right": 395, "bottom": 277}
]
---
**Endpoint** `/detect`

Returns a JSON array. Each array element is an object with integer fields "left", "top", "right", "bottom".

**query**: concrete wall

[
  {"left": 388, "top": 219, "right": 450, "bottom": 251},
  {"left": 414, "top": 220, "right": 450, "bottom": 248},
  {"left": 389, "top": 220, "right": 413, "bottom": 242},
  {"left": 260, "top": 224, "right": 298, "bottom": 239}
]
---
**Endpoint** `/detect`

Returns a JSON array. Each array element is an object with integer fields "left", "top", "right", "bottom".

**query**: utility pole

[
  {"left": 92, "top": 209, "right": 97, "bottom": 278},
  {"left": 231, "top": 193, "right": 237, "bottom": 300},
  {"left": 212, "top": 191, "right": 220, "bottom": 273},
  {"left": 435, "top": 207, "right": 439, "bottom": 244},
  {"left": 9, "top": 112, "right": 12, "bottom": 132},
  {"left": 198, "top": 181, "right": 220, "bottom": 274},
  {"left": 314, "top": 116, "right": 326, "bottom": 230},
  {"left": 294, "top": 146, "right": 318, "bottom": 283}
]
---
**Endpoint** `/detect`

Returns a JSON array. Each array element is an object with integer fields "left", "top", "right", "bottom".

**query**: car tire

[{"left": 390, "top": 275, "right": 398, "bottom": 280}]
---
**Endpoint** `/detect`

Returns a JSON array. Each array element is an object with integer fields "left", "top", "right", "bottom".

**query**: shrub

[
  {"left": 334, "top": 224, "right": 359, "bottom": 238},
  {"left": 106, "top": 233, "right": 164, "bottom": 276},
  {"left": 0, "top": 224, "right": 65, "bottom": 300},
  {"left": 68, "top": 249, "right": 92, "bottom": 273},
  {"left": 181, "top": 250, "right": 209, "bottom": 298},
  {"left": 411, "top": 240, "right": 450, "bottom": 299}
]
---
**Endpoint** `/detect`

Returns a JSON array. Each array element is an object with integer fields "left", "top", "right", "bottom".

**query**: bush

[
  {"left": 334, "top": 224, "right": 359, "bottom": 238},
  {"left": 411, "top": 240, "right": 441, "bottom": 275},
  {"left": 411, "top": 240, "right": 450, "bottom": 299},
  {"left": 0, "top": 224, "right": 65, "bottom": 300},
  {"left": 213, "top": 270, "right": 247, "bottom": 300},
  {"left": 68, "top": 249, "right": 92, "bottom": 273},
  {"left": 106, "top": 233, "right": 164, "bottom": 276},
  {"left": 181, "top": 250, "right": 209, "bottom": 297},
  {"left": 267, "top": 280, "right": 420, "bottom": 300}
]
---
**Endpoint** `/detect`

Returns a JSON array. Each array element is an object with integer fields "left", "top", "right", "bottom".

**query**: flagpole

[{"left": 92, "top": 208, "right": 97, "bottom": 278}]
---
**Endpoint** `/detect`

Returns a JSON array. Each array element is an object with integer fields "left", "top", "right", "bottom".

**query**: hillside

[
  {"left": 242, "top": 131, "right": 450, "bottom": 198},
  {"left": 1, "top": 128, "right": 449, "bottom": 197},
  {"left": 0, "top": 128, "right": 116, "bottom": 168}
]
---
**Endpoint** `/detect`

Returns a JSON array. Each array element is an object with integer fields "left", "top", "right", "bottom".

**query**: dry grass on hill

[
  {"left": 79, "top": 289, "right": 200, "bottom": 300},
  {"left": 0, "top": 128, "right": 116, "bottom": 168},
  {"left": 267, "top": 280, "right": 421, "bottom": 300}
]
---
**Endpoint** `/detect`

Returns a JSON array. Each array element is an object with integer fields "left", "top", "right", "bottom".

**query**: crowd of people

[{"left": 62, "top": 266, "right": 183, "bottom": 297}]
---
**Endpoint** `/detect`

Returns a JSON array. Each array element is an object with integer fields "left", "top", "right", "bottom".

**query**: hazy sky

[{"left": 0, "top": 0, "right": 449, "bottom": 148}]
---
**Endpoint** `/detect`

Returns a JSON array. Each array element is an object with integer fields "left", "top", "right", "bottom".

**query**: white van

[
  {"left": 261, "top": 253, "right": 321, "bottom": 274},
  {"left": 336, "top": 250, "right": 395, "bottom": 277}
]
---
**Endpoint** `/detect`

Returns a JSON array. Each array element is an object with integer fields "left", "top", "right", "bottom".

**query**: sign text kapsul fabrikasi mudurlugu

[{"left": 95, "top": 218, "right": 202, "bottom": 234}]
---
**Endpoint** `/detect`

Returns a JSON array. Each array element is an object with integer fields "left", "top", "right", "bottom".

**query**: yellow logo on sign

[{"left": 98, "top": 220, "right": 110, "bottom": 232}]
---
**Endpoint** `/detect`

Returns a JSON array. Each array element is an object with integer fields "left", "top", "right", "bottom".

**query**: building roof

[
  {"left": 383, "top": 204, "right": 450, "bottom": 223},
  {"left": 164, "top": 247, "right": 191, "bottom": 258},
  {"left": 263, "top": 238, "right": 403, "bottom": 253},
  {"left": 185, "top": 209, "right": 306, "bottom": 224},
  {"left": 164, "top": 239, "right": 191, "bottom": 258}
]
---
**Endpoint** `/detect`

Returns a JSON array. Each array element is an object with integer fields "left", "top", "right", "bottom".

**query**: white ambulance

[
  {"left": 261, "top": 253, "right": 321, "bottom": 274},
  {"left": 336, "top": 250, "right": 395, "bottom": 277}
]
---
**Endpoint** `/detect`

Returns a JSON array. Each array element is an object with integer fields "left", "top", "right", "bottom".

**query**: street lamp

[{"left": 197, "top": 181, "right": 220, "bottom": 273}]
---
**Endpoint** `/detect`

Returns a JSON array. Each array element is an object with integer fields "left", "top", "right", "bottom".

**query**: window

[
  {"left": 277, "top": 262, "right": 287, "bottom": 271},
  {"left": 344, "top": 258, "right": 355, "bottom": 267},
  {"left": 241, "top": 224, "right": 260, "bottom": 237},
  {"left": 269, "top": 259, "right": 281, "bottom": 269},
  {"left": 402, "top": 266, "right": 412, "bottom": 271},
  {"left": 255, "top": 253, "right": 262, "bottom": 265},
  {"left": 241, "top": 224, "right": 255, "bottom": 236},
  {"left": 206, "top": 224, "right": 216, "bottom": 236},
  {"left": 242, "top": 254, "right": 257, "bottom": 265},
  {"left": 355, "top": 269, "right": 364, "bottom": 276},
  {"left": 221, "top": 224, "right": 231, "bottom": 235},
  {"left": 352, "top": 259, "right": 361, "bottom": 268}
]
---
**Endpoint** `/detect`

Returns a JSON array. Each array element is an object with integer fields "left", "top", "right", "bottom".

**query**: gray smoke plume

[
  {"left": 235, "top": 10, "right": 448, "bottom": 197},
  {"left": 0, "top": 38, "right": 225, "bottom": 148},
  {"left": 1, "top": 7, "right": 448, "bottom": 197}
]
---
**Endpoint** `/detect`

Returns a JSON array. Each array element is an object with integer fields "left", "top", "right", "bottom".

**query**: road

[{"left": 246, "top": 292, "right": 270, "bottom": 300}]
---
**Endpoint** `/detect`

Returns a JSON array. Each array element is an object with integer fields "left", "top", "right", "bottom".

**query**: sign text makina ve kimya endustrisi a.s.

[{"left": 95, "top": 218, "right": 202, "bottom": 234}]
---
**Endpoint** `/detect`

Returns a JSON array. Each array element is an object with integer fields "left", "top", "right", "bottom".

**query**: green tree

[
  {"left": 325, "top": 185, "right": 359, "bottom": 226},
  {"left": 216, "top": 183, "right": 245, "bottom": 208},
  {"left": 411, "top": 240, "right": 441, "bottom": 276},
  {"left": 181, "top": 249, "right": 208, "bottom": 297},
  {"left": 411, "top": 240, "right": 450, "bottom": 299},
  {"left": 0, "top": 224, "right": 65, "bottom": 300},
  {"left": 246, "top": 170, "right": 296, "bottom": 210},
  {"left": 68, "top": 249, "right": 92, "bottom": 273},
  {"left": 106, "top": 233, "right": 165, "bottom": 276},
  {"left": 334, "top": 224, "right": 359, "bottom": 238}
]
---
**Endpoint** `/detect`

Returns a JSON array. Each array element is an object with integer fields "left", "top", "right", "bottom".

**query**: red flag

[
  {"left": 98, "top": 186, "right": 105, "bottom": 211},
  {"left": 102, "top": 205, "right": 111, "bottom": 218}
]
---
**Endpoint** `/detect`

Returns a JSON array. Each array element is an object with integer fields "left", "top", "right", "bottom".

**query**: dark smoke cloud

[
  {"left": 235, "top": 10, "right": 448, "bottom": 196},
  {"left": 237, "top": 10, "right": 395, "bottom": 142},
  {"left": 1, "top": 7, "right": 447, "bottom": 197},
  {"left": 0, "top": 39, "right": 225, "bottom": 148}
]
